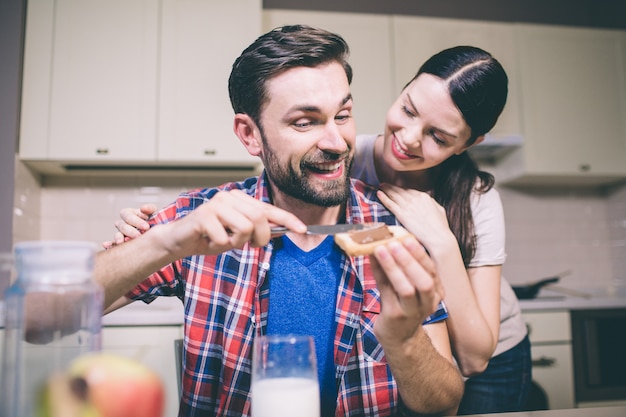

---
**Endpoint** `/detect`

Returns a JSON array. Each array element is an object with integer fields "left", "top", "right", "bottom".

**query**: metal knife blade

[{"left": 271, "top": 223, "right": 379, "bottom": 237}]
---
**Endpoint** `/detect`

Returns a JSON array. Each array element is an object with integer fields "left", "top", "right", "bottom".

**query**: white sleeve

[
  {"left": 469, "top": 186, "right": 507, "bottom": 267},
  {"left": 351, "top": 134, "right": 380, "bottom": 187}
]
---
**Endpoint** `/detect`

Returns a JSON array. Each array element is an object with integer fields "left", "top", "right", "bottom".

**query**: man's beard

[{"left": 260, "top": 132, "right": 352, "bottom": 207}]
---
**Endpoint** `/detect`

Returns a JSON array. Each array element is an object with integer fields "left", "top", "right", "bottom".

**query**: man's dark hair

[{"left": 228, "top": 24, "right": 352, "bottom": 126}]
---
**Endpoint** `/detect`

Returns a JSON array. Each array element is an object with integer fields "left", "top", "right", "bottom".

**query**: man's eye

[
  {"left": 294, "top": 120, "right": 314, "bottom": 128},
  {"left": 335, "top": 114, "right": 352, "bottom": 124}
]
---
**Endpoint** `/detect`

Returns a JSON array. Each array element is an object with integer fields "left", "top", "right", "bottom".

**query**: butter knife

[{"left": 271, "top": 223, "right": 379, "bottom": 237}]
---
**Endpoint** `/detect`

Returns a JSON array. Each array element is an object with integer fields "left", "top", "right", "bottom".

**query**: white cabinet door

[
  {"left": 102, "top": 325, "right": 183, "bottom": 417},
  {"left": 19, "top": 0, "right": 54, "bottom": 160},
  {"left": 263, "top": 10, "right": 395, "bottom": 135},
  {"left": 158, "top": 0, "right": 261, "bottom": 164},
  {"left": 20, "top": 0, "right": 159, "bottom": 162},
  {"left": 524, "top": 310, "right": 571, "bottom": 343},
  {"left": 392, "top": 16, "right": 522, "bottom": 140},
  {"left": 20, "top": 0, "right": 262, "bottom": 172},
  {"left": 509, "top": 24, "right": 626, "bottom": 182},
  {"left": 523, "top": 311, "right": 575, "bottom": 410},
  {"left": 531, "top": 344, "right": 576, "bottom": 409}
]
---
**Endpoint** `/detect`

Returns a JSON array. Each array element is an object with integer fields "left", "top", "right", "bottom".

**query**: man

[{"left": 97, "top": 25, "right": 463, "bottom": 416}]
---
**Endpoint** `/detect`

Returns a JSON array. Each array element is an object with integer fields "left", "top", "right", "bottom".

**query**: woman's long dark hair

[{"left": 408, "top": 46, "right": 508, "bottom": 266}]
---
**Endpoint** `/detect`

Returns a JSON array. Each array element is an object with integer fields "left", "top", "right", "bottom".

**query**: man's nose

[{"left": 318, "top": 122, "right": 350, "bottom": 152}]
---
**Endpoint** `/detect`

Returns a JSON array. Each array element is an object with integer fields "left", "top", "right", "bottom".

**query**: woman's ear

[
  {"left": 233, "top": 113, "right": 262, "bottom": 156},
  {"left": 457, "top": 135, "right": 485, "bottom": 155}
]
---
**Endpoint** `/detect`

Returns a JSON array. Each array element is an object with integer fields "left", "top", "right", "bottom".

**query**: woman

[
  {"left": 352, "top": 46, "right": 531, "bottom": 415},
  {"left": 105, "top": 45, "right": 531, "bottom": 415}
]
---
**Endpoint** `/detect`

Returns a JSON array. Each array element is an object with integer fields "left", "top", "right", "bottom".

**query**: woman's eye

[
  {"left": 430, "top": 131, "right": 445, "bottom": 146},
  {"left": 402, "top": 105, "right": 416, "bottom": 118}
]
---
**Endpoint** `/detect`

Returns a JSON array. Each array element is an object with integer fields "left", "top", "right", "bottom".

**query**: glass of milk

[{"left": 251, "top": 335, "right": 320, "bottom": 417}]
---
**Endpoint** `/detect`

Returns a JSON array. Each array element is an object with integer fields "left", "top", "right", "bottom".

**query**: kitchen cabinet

[
  {"left": 392, "top": 19, "right": 626, "bottom": 186},
  {"left": 262, "top": 11, "right": 524, "bottom": 143},
  {"left": 493, "top": 25, "right": 626, "bottom": 187},
  {"left": 524, "top": 310, "right": 576, "bottom": 409},
  {"left": 19, "top": 0, "right": 261, "bottom": 174},
  {"left": 263, "top": 9, "right": 395, "bottom": 134},
  {"left": 392, "top": 16, "right": 523, "bottom": 141},
  {"left": 20, "top": 0, "right": 159, "bottom": 163},
  {"left": 22, "top": 5, "right": 626, "bottom": 184},
  {"left": 158, "top": 0, "right": 260, "bottom": 164},
  {"left": 102, "top": 325, "right": 183, "bottom": 417}
]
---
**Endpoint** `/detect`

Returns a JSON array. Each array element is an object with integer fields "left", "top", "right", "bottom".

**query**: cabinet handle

[
  {"left": 95, "top": 148, "right": 109, "bottom": 155},
  {"left": 204, "top": 149, "right": 217, "bottom": 156},
  {"left": 532, "top": 356, "right": 556, "bottom": 367}
]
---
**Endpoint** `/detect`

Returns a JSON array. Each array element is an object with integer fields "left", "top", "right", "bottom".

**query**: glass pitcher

[{"left": 1, "top": 241, "right": 104, "bottom": 417}]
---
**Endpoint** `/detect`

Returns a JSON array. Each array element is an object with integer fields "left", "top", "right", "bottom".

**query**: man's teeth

[{"left": 312, "top": 162, "right": 342, "bottom": 172}]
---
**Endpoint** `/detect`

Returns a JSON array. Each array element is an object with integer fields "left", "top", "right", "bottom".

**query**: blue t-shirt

[{"left": 267, "top": 235, "right": 342, "bottom": 416}]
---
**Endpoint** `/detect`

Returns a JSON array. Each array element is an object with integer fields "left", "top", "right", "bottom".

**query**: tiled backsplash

[
  {"left": 498, "top": 185, "right": 624, "bottom": 288},
  {"left": 13, "top": 160, "right": 626, "bottom": 289},
  {"left": 608, "top": 185, "right": 626, "bottom": 286}
]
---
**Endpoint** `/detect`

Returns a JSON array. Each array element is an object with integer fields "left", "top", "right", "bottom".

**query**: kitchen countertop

[
  {"left": 2, "top": 286, "right": 625, "bottom": 328},
  {"left": 465, "top": 406, "right": 626, "bottom": 417},
  {"left": 518, "top": 286, "right": 626, "bottom": 312},
  {"left": 102, "top": 296, "right": 184, "bottom": 326},
  {"left": 101, "top": 286, "right": 626, "bottom": 326},
  {"left": 0, "top": 297, "right": 184, "bottom": 328},
  {"left": 104, "top": 285, "right": 626, "bottom": 325},
  {"left": 89, "top": 283, "right": 626, "bottom": 325}
]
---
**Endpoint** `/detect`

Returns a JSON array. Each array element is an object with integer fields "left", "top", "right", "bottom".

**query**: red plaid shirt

[{"left": 127, "top": 172, "right": 448, "bottom": 417}]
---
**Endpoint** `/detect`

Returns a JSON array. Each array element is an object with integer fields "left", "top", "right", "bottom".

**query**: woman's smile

[{"left": 391, "top": 135, "right": 419, "bottom": 161}]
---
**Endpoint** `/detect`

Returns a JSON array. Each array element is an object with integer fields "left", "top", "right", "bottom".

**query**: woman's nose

[{"left": 401, "top": 125, "right": 423, "bottom": 147}]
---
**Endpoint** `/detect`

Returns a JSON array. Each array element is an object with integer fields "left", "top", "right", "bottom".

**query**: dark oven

[{"left": 570, "top": 308, "right": 626, "bottom": 404}]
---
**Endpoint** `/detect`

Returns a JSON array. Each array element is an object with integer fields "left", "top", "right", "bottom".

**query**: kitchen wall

[
  {"left": 13, "top": 158, "right": 626, "bottom": 290},
  {"left": 608, "top": 185, "right": 626, "bottom": 283},
  {"left": 497, "top": 184, "right": 625, "bottom": 288}
]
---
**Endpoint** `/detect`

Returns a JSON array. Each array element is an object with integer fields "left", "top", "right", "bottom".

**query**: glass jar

[
  {"left": 0, "top": 250, "right": 13, "bottom": 300},
  {"left": 1, "top": 241, "right": 104, "bottom": 417}
]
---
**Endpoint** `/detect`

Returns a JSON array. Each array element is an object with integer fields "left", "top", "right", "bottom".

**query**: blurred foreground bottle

[{"left": 1, "top": 241, "right": 103, "bottom": 417}]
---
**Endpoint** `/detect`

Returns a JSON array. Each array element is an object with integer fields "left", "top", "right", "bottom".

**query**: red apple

[
  {"left": 37, "top": 372, "right": 101, "bottom": 417},
  {"left": 66, "top": 352, "right": 165, "bottom": 417}
]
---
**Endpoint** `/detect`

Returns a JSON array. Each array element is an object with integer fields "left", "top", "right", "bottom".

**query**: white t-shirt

[{"left": 352, "top": 134, "right": 527, "bottom": 357}]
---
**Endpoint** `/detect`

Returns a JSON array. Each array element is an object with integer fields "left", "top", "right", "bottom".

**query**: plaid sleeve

[
  {"left": 422, "top": 300, "right": 448, "bottom": 325},
  {"left": 125, "top": 259, "right": 184, "bottom": 303}
]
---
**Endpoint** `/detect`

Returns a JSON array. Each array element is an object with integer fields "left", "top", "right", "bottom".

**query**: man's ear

[
  {"left": 456, "top": 135, "right": 485, "bottom": 155},
  {"left": 233, "top": 113, "right": 262, "bottom": 156}
]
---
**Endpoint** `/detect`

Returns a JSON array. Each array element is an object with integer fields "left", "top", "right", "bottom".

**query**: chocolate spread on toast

[{"left": 348, "top": 223, "right": 392, "bottom": 244}]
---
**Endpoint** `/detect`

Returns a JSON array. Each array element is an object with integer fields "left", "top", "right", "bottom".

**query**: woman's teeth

[{"left": 394, "top": 139, "right": 413, "bottom": 157}]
